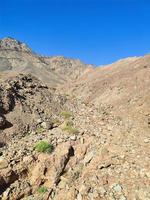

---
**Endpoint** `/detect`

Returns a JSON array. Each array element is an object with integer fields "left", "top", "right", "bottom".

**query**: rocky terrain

[{"left": 0, "top": 37, "right": 150, "bottom": 200}]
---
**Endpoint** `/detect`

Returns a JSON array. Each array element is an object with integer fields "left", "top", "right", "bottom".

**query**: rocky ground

[
  {"left": 0, "top": 37, "right": 150, "bottom": 200},
  {"left": 0, "top": 74, "right": 150, "bottom": 200}
]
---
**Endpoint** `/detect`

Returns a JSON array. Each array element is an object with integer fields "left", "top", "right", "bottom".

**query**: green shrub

[
  {"left": 62, "top": 125, "right": 79, "bottom": 134},
  {"left": 60, "top": 111, "right": 72, "bottom": 119},
  {"left": 35, "top": 141, "right": 53, "bottom": 153},
  {"left": 38, "top": 186, "right": 48, "bottom": 194}
]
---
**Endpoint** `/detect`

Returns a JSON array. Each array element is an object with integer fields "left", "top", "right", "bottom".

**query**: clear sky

[{"left": 0, "top": 0, "right": 150, "bottom": 66}]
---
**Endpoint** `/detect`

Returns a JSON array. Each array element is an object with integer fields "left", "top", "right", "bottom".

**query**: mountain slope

[
  {"left": 0, "top": 37, "right": 92, "bottom": 86},
  {"left": 66, "top": 54, "right": 150, "bottom": 131},
  {"left": 0, "top": 37, "right": 150, "bottom": 200}
]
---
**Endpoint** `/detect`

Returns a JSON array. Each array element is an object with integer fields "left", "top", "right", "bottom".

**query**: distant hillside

[{"left": 0, "top": 37, "right": 92, "bottom": 86}]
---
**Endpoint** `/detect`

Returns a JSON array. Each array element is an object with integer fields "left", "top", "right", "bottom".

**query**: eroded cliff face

[{"left": 0, "top": 74, "right": 68, "bottom": 142}]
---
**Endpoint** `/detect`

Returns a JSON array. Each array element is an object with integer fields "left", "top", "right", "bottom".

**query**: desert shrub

[
  {"left": 60, "top": 111, "right": 72, "bottom": 119},
  {"left": 52, "top": 118, "right": 61, "bottom": 125},
  {"left": 35, "top": 141, "right": 53, "bottom": 153},
  {"left": 62, "top": 125, "right": 79, "bottom": 134},
  {"left": 38, "top": 186, "right": 48, "bottom": 194}
]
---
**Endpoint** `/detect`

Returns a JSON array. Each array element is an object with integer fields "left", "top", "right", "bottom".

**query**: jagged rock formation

[
  {"left": 0, "top": 37, "right": 92, "bottom": 86},
  {"left": 0, "top": 37, "right": 32, "bottom": 53},
  {"left": 0, "top": 37, "right": 150, "bottom": 200},
  {"left": 0, "top": 74, "right": 68, "bottom": 143}
]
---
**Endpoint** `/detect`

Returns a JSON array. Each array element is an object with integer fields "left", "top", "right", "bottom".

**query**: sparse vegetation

[
  {"left": 35, "top": 141, "right": 53, "bottom": 153},
  {"left": 60, "top": 111, "right": 72, "bottom": 119},
  {"left": 38, "top": 186, "right": 48, "bottom": 194},
  {"left": 62, "top": 124, "right": 79, "bottom": 134},
  {"left": 52, "top": 118, "right": 61, "bottom": 125}
]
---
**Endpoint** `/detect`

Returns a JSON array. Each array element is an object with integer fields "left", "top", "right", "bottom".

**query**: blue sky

[{"left": 0, "top": 0, "right": 150, "bottom": 66}]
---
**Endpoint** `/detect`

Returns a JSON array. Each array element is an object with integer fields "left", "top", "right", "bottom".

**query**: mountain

[
  {"left": 0, "top": 37, "right": 92, "bottom": 86},
  {"left": 0, "top": 37, "right": 150, "bottom": 200},
  {"left": 66, "top": 55, "right": 150, "bottom": 134}
]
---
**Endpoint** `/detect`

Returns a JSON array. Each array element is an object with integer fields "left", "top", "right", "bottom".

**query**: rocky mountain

[
  {"left": 0, "top": 37, "right": 150, "bottom": 200},
  {"left": 0, "top": 37, "right": 91, "bottom": 86},
  {"left": 66, "top": 55, "right": 150, "bottom": 135}
]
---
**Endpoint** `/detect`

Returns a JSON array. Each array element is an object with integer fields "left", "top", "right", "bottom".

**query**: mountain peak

[{"left": 0, "top": 37, "right": 32, "bottom": 53}]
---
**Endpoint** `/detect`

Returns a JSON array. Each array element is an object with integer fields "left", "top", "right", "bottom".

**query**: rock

[
  {"left": 119, "top": 195, "right": 127, "bottom": 200},
  {"left": 1, "top": 181, "right": 32, "bottom": 200},
  {"left": 53, "top": 145, "right": 74, "bottom": 185},
  {"left": 1, "top": 188, "right": 11, "bottom": 200},
  {"left": 41, "top": 121, "right": 53, "bottom": 130},
  {"left": 79, "top": 184, "right": 88, "bottom": 195},
  {"left": 113, "top": 184, "right": 122, "bottom": 193},
  {"left": 0, "top": 157, "right": 8, "bottom": 169},
  {"left": 80, "top": 138, "right": 84, "bottom": 144},
  {"left": 83, "top": 151, "right": 94, "bottom": 165},
  {"left": 98, "top": 187, "right": 106, "bottom": 196},
  {"left": 58, "top": 176, "right": 69, "bottom": 189},
  {"left": 41, "top": 122, "right": 47, "bottom": 129},
  {"left": 145, "top": 171, "right": 150, "bottom": 178},
  {"left": 30, "top": 161, "right": 46, "bottom": 186},
  {"left": 37, "top": 118, "right": 42, "bottom": 124},
  {"left": 70, "top": 135, "right": 76, "bottom": 141},
  {"left": 144, "top": 139, "right": 149, "bottom": 143},
  {"left": 77, "top": 192, "right": 82, "bottom": 200},
  {"left": 92, "top": 190, "right": 99, "bottom": 198},
  {"left": 23, "top": 155, "right": 34, "bottom": 165}
]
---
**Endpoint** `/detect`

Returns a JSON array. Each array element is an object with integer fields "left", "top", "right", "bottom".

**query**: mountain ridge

[{"left": 0, "top": 37, "right": 93, "bottom": 87}]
